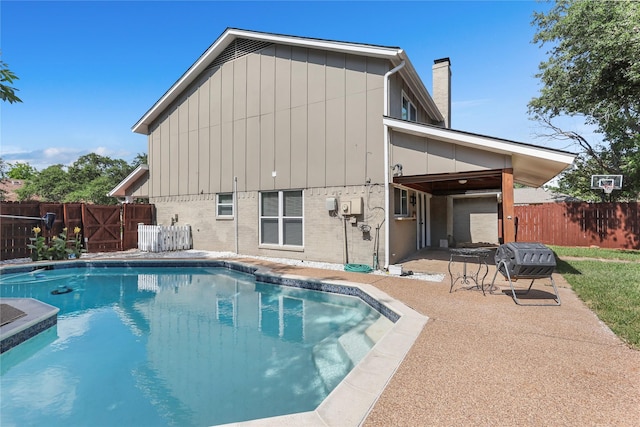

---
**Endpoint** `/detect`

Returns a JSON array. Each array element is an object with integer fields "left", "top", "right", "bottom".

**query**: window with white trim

[
  {"left": 217, "top": 193, "right": 234, "bottom": 217},
  {"left": 260, "top": 190, "right": 303, "bottom": 246},
  {"left": 394, "top": 187, "right": 409, "bottom": 216},
  {"left": 402, "top": 94, "right": 417, "bottom": 122}
]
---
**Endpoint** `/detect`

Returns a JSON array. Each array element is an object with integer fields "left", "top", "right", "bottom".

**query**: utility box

[
  {"left": 350, "top": 197, "right": 363, "bottom": 215},
  {"left": 326, "top": 197, "right": 337, "bottom": 211}
]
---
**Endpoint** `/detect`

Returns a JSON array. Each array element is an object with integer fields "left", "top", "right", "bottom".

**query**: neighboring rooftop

[{"left": 514, "top": 187, "right": 580, "bottom": 205}]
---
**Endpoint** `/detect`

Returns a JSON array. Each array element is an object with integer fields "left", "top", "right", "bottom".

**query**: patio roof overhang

[
  {"left": 384, "top": 117, "right": 577, "bottom": 193},
  {"left": 108, "top": 164, "right": 149, "bottom": 198}
]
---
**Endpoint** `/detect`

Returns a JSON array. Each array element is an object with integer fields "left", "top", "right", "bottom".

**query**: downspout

[
  {"left": 234, "top": 176, "right": 238, "bottom": 254},
  {"left": 383, "top": 60, "right": 406, "bottom": 269}
]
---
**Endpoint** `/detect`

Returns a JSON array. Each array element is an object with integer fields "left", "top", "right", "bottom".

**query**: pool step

[
  {"left": 312, "top": 313, "right": 378, "bottom": 392},
  {"left": 337, "top": 318, "right": 375, "bottom": 366},
  {"left": 312, "top": 337, "right": 351, "bottom": 392}
]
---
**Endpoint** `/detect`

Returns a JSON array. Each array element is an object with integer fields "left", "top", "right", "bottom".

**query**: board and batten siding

[
  {"left": 390, "top": 132, "right": 512, "bottom": 176},
  {"left": 147, "top": 45, "right": 389, "bottom": 198}
]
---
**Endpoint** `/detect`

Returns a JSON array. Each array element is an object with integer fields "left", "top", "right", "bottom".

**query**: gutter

[{"left": 383, "top": 60, "right": 406, "bottom": 269}]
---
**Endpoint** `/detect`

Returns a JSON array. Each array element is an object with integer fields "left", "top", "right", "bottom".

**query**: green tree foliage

[
  {"left": 7, "top": 162, "right": 37, "bottom": 180},
  {"left": 131, "top": 153, "right": 148, "bottom": 167},
  {"left": 0, "top": 58, "right": 22, "bottom": 104},
  {"left": 17, "top": 164, "right": 74, "bottom": 202},
  {"left": 0, "top": 157, "right": 7, "bottom": 201},
  {"left": 529, "top": 0, "right": 640, "bottom": 201},
  {"left": 16, "top": 154, "right": 141, "bottom": 204}
]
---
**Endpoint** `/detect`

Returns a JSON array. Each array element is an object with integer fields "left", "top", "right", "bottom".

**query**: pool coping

[
  {"left": 0, "top": 298, "right": 59, "bottom": 353},
  {"left": 0, "top": 259, "right": 428, "bottom": 427}
]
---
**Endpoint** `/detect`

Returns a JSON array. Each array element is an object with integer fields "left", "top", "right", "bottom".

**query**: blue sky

[{"left": 1, "top": 0, "right": 588, "bottom": 171}]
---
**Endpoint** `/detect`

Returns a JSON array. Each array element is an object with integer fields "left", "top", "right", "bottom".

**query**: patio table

[{"left": 448, "top": 248, "right": 491, "bottom": 294}]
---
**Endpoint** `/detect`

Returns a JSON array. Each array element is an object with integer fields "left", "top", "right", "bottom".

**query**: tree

[
  {"left": 0, "top": 58, "right": 22, "bottom": 104},
  {"left": 0, "top": 157, "right": 7, "bottom": 201},
  {"left": 131, "top": 153, "right": 148, "bottom": 167},
  {"left": 529, "top": 0, "right": 640, "bottom": 201},
  {"left": 7, "top": 162, "right": 37, "bottom": 180},
  {"left": 16, "top": 154, "right": 136, "bottom": 204},
  {"left": 17, "top": 164, "right": 74, "bottom": 202}
]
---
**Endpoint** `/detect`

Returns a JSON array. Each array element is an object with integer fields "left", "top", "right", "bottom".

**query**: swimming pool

[{"left": 0, "top": 260, "right": 402, "bottom": 427}]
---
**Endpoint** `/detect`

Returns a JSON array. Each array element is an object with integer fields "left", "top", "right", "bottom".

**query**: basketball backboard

[{"left": 590, "top": 174, "right": 623, "bottom": 193}]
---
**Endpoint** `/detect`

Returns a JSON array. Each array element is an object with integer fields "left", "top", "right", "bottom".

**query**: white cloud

[{"left": 452, "top": 98, "right": 492, "bottom": 109}]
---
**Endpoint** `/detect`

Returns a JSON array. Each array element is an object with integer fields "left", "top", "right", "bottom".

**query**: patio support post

[{"left": 501, "top": 168, "right": 515, "bottom": 243}]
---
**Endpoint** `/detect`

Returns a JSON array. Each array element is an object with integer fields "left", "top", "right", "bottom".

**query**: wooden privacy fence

[
  {"left": 514, "top": 202, "right": 639, "bottom": 249},
  {"left": 0, "top": 202, "right": 154, "bottom": 260},
  {"left": 138, "top": 224, "right": 193, "bottom": 252}
]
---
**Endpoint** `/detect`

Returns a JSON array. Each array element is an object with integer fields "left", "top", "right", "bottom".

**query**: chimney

[{"left": 432, "top": 58, "right": 451, "bottom": 128}]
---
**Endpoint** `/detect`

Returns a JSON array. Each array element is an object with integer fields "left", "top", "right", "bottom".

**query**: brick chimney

[{"left": 432, "top": 58, "right": 451, "bottom": 128}]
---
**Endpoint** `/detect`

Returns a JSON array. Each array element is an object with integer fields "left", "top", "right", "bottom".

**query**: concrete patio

[{"left": 235, "top": 248, "right": 640, "bottom": 426}]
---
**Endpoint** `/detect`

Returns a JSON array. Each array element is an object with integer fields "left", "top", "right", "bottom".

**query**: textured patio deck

[{"left": 237, "top": 249, "right": 640, "bottom": 426}]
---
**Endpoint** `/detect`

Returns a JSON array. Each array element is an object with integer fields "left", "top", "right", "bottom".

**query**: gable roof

[{"left": 132, "top": 27, "right": 443, "bottom": 134}]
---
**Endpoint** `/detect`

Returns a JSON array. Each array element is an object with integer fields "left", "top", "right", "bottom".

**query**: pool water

[{"left": 0, "top": 266, "right": 387, "bottom": 427}]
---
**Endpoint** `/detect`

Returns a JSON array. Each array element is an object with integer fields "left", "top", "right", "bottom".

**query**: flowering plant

[
  {"left": 70, "top": 227, "right": 85, "bottom": 259},
  {"left": 27, "top": 226, "right": 46, "bottom": 261},
  {"left": 28, "top": 226, "right": 86, "bottom": 261}
]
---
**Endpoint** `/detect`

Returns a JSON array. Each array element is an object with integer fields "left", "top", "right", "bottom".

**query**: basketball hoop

[
  {"left": 602, "top": 184, "right": 614, "bottom": 194},
  {"left": 591, "top": 174, "right": 622, "bottom": 200}
]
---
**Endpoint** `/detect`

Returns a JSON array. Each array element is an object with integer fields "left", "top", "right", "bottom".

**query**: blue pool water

[{"left": 0, "top": 264, "right": 388, "bottom": 427}]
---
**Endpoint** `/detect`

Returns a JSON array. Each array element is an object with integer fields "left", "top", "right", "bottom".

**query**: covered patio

[{"left": 385, "top": 117, "right": 576, "bottom": 256}]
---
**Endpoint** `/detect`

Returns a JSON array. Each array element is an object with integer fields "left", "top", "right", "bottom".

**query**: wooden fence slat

[{"left": 515, "top": 202, "right": 640, "bottom": 249}]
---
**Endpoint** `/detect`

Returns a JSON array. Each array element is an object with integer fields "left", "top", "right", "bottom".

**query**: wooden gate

[
  {"left": 122, "top": 204, "right": 154, "bottom": 250},
  {"left": 82, "top": 205, "right": 122, "bottom": 252},
  {"left": 2, "top": 202, "right": 155, "bottom": 259}
]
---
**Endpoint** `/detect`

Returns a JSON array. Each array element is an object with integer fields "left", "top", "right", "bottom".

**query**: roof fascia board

[
  {"left": 383, "top": 117, "right": 576, "bottom": 164},
  {"left": 230, "top": 29, "right": 402, "bottom": 58},
  {"left": 132, "top": 28, "right": 404, "bottom": 134}
]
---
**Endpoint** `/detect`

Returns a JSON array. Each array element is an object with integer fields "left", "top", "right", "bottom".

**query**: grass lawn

[{"left": 550, "top": 246, "right": 640, "bottom": 350}]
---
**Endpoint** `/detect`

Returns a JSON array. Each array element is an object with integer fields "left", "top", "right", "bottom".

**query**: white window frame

[
  {"left": 259, "top": 190, "right": 304, "bottom": 248},
  {"left": 402, "top": 93, "right": 417, "bottom": 122},
  {"left": 216, "top": 193, "right": 234, "bottom": 218},
  {"left": 394, "top": 187, "right": 409, "bottom": 217}
]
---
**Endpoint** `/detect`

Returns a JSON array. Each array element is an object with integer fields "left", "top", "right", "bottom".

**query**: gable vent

[{"left": 207, "top": 38, "right": 273, "bottom": 70}]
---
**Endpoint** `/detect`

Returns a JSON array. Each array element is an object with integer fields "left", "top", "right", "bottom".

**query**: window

[
  {"left": 217, "top": 193, "right": 234, "bottom": 217},
  {"left": 260, "top": 190, "right": 303, "bottom": 247},
  {"left": 394, "top": 187, "right": 409, "bottom": 216},
  {"left": 402, "top": 94, "right": 417, "bottom": 122}
]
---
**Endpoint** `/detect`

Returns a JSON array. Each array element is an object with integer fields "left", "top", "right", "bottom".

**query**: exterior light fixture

[{"left": 458, "top": 179, "right": 468, "bottom": 184}]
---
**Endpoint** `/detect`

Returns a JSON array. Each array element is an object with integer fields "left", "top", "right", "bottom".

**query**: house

[
  {"left": 120, "top": 28, "right": 575, "bottom": 268},
  {"left": 514, "top": 187, "right": 580, "bottom": 205}
]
